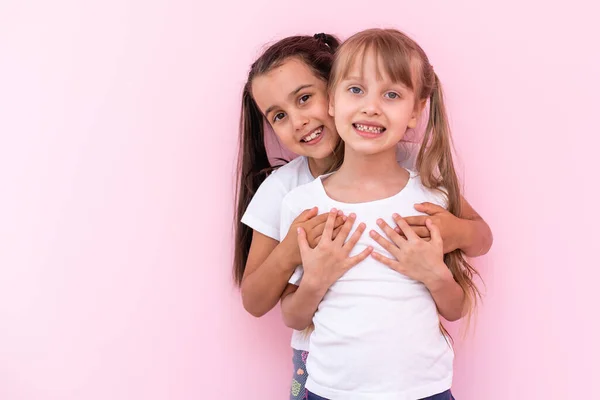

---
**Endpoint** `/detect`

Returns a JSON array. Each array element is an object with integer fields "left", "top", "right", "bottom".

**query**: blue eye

[
  {"left": 273, "top": 112, "right": 285, "bottom": 122},
  {"left": 385, "top": 92, "right": 400, "bottom": 99},
  {"left": 349, "top": 86, "right": 363, "bottom": 94},
  {"left": 299, "top": 94, "right": 311, "bottom": 104}
]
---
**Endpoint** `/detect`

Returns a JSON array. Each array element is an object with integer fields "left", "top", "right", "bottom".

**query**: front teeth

[
  {"left": 301, "top": 127, "right": 323, "bottom": 142},
  {"left": 354, "top": 123, "right": 384, "bottom": 133}
]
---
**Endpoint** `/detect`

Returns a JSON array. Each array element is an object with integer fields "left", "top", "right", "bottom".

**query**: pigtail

[
  {"left": 233, "top": 33, "right": 340, "bottom": 286},
  {"left": 233, "top": 86, "right": 275, "bottom": 286},
  {"left": 417, "top": 72, "right": 482, "bottom": 331}
]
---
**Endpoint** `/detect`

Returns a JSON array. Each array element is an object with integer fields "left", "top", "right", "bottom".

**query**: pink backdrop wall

[{"left": 1, "top": 0, "right": 598, "bottom": 399}]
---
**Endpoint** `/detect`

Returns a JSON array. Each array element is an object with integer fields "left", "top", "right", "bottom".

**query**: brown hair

[
  {"left": 329, "top": 28, "right": 481, "bottom": 327},
  {"left": 233, "top": 34, "right": 341, "bottom": 286}
]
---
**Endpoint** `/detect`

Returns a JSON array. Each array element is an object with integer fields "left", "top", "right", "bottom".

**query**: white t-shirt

[
  {"left": 241, "top": 144, "right": 419, "bottom": 353},
  {"left": 280, "top": 171, "right": 454, "bottom": 400},
  {"left": 242, "top": 156, "right": 314, "bottom": 241}
]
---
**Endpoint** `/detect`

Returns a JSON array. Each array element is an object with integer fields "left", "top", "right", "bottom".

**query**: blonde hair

[{"left": 329, "top": 28, "right": 481, "bottom": 332}]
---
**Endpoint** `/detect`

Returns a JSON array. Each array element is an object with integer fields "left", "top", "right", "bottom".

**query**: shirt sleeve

[{"left": 241, "top": 173, "right": 288, "bottom": 240}]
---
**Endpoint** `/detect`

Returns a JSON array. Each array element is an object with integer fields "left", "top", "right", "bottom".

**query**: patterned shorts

[{"left": 289, "top": 349, "right": 309, "bottom": 400}]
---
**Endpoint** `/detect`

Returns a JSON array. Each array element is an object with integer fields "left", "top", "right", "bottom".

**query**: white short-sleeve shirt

[
  {"left": 280, "top": 171, "right": 453, "bottom": 400},
  {"left": 241, "top": 156, "right": 314, "bottom": 241},
  {"left": 241, "top": 144, "right": 420, "bottom": 354}
]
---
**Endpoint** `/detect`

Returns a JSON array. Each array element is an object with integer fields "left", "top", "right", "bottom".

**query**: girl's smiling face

[
  {"left": 251, "top": 57, "right": 339, "bottom": 161},
  {"left": 329, "top": 48, "right": 422, "bottom": 156}
]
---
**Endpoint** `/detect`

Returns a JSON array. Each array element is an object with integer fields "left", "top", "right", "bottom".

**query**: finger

[
  {"left": 334, "top": 213, "right": 356, "bottom": 245},
  {"left": 322, "top": 208, "right": 338, "bottom": 241},
  {"left": 403, "top": 215, "right": 427, "bottom": 226},
  {"left": 346, "top": 246, "right": 373, "bottom": 268},
  {"left": 305, "top": 212, "right": 330, "bottom": 229},
  {"left": 414, "top": 202, "right": 446, "bottom": 215},
  {"left": 331, "top": 225, "right": 342, "bottom": 241},
  {"left": 296, "top": 207, "right": 318, "bottom": 222},
  {"left": 370, "top": 251, "right": 399, "bottom": 270},
  {"left": 296, "top": 227, "right": 311, "bottom": 255},
  {"left": 410, "top": 226, "right": 431, "bottom": 238},
  {"left": 369, "top": 229, "right": 402, "bottom": 256},
  {"left": 343, "top": 222, "right": 366, "bottom": 250},
  {"left": 376, "top": 218, "right": 407, "bottom": 247},
  {"left": 426, "top": 218, "right": 443, "bottom": 246},
  {"left": 393, "top": 214, "right": 420, "bottom": 241},
  {"left": 310, "top": 215, "right": 344, "bottom": 240}
]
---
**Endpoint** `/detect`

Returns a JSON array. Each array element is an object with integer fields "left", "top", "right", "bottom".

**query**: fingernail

[
  {"left": 377, "top": 218, "right": 383, "bottom": 225},
  {"left": 392, "top": 213, "right": 399, "bottom": 218},
  {"left": 331, "top": 208, "right": 337, "bottom": 213},
  {"left": 350, "top": 213, "right": 356, "bottom": 218}
]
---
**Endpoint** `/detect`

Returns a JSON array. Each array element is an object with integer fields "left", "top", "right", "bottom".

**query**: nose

[
  {"left": 290, "top": 111, "right": 309, "bottom": 131},
  {"left": 361, "top": 94, "right": 382, "bottom": 117}
]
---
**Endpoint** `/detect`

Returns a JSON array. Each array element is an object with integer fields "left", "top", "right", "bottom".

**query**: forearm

[
  {"left": 281, "top": 282, "right": 327, "bottom": 331},
  {"left": 426, "top": 269, "right": 466, "bottom": 322},
  {"left": 456, "top": 217, "right": 493, "bottom": 257},
  {"left": 241, "top": 243, "right": 299, "bottom": 317}
]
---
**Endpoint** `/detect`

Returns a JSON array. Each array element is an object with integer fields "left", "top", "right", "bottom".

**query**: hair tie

[{"left": 313, "top": 33, "right": 329, "bottom": 46}]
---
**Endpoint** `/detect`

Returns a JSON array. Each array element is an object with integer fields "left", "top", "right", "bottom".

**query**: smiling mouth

[
  {"left": 301, "top": 126, "right": 324, "bottom": 143},
  {"left": 353, "top": 123, "right": 386, "bottom": 134}
]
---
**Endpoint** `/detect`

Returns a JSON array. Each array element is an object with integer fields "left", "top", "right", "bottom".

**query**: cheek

[
  {"left": 271, "top": 124, "right": 296, "bottom": 146},
  {"left": 313, "top": 98, "right": 333, "bottom": 121}
]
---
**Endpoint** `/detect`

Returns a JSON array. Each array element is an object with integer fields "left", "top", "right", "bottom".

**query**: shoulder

[
  {"left": 407, "top": 170, "right": 449, "bottom": 209},
  {"left": 282, "top": 176, "right": 323, "bottom": 211},
  {"left": 263, "top": 156, "right": 311, "bottom": 193},
  {"left": 253, "top": 157, "right": 308, "bottom": 198}
]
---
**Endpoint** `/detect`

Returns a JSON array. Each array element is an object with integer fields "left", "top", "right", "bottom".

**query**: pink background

[{"left": 1, "top": 0, "right": 598, "bottom": 399}]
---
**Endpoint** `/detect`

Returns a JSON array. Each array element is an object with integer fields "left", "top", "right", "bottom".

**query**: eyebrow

[
  {"left": 264, "top": 84, "right": 314, "bottom": 117},
  {"left": 343, "top": 76, "right": 408, "bottom": 90}
]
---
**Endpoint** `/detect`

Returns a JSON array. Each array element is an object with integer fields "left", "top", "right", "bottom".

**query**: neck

[
  {"left": 307, "top": 154, "right": 336, "bottom": 178},
  {"left": 335, "top": 145, "right": 402, "bottom": 184}
]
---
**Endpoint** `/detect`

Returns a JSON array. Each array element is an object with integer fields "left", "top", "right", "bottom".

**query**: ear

[{"left": 407, "top": 99, "right": 428, "bottom": 129}]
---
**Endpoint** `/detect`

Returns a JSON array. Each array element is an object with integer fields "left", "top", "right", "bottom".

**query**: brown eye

[
  {"left": 273, "top": 112, "right": 285, "bottom": 122},
  {"left": 299, "top": 94, "right": 311, "bottom": 104}
]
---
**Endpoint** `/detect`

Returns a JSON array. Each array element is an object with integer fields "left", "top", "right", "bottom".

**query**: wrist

[
  {"left": 424, "top": 264, "right": 454, "bottom": 293},
  {"left": 300, "top": 274, "right": 331, "bottom": 298},
  {"left": 275, "top": 239, "right": 301, "bottom": 272}
]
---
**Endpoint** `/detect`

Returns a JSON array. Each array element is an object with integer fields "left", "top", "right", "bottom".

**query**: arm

[
  {"left": 240, "top": 231, "right": 298, "bottom": 317},
  {"left": 424, "top": 267, "right": 465, "bottom": 322},
  {"left": 281, "top": 211, "right": 372, "bottom": 330},
  {"left": 453, "top": 196, "right": 493, "bottom": 257},
  {"left": 280, "top": 282, "right": 327, "bottom": 330},
  {"left": 241, "top": 206, "right": 344, "bottom": 318},
  {"left": 408, "top": 196, "right": 493, "bottom": 257},
  {"left": 371, "top": 216, "right": 466, "bottom": 321}
]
